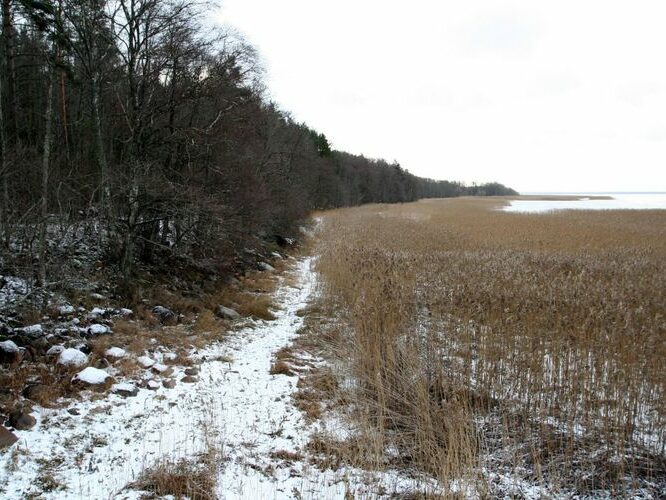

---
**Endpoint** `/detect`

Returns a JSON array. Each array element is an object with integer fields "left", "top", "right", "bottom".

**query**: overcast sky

[{"left": 215, "top": 1, "right": 666, "bottom": 193}]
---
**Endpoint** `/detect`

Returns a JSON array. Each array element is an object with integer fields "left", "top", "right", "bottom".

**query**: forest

[{"left": 0, "top": 0, "right": 516, "bottom": 289}]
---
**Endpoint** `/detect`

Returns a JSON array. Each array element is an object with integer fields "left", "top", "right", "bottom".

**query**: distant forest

[{"left": 0, "top": 0, "right": 516, "bottom": 282}]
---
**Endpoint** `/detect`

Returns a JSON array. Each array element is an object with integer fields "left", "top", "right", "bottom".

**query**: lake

[{"left": 503, "top": 193, "right": 666, "bottom": 213}]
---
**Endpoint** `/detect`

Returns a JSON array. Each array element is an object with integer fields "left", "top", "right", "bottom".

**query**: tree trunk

[
  {"left": 0, "top": 48, "right": 8, "bottom": 247},
  {"left": 38, "top": 63, "right": 56, "bottom": 287},
  {"left": 92, "top": 76, "right": 109, "bottom": 215},
  {"left": 2, "top": 0, "right": 18, "bottom": 141}
]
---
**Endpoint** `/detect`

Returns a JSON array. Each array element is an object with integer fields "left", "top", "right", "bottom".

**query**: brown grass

[
  {"left": 311, "top": 197, "right": 666, "bottom": 496},
  {"left": 131, "top": 455, "right": 217, "bottom": 499}
]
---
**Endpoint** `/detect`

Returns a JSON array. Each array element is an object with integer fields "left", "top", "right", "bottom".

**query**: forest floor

[{"left": 0, "top": 256, "right": 426, "bottom": 499}]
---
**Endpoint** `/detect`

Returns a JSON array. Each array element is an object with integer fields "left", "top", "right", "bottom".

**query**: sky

[{"left": 215, "top": 1, "right": 666, "bottom": 193}]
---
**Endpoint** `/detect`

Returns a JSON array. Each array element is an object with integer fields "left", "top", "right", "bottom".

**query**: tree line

[{"left": 0, "top": 0, "right": 516, "bottom": 287}]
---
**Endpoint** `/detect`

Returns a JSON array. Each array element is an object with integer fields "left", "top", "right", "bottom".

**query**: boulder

[
  {"left": 19, "top": 324, "right": 43, "bottom": 338},
  {"left": 57, "top": 348, "right": 88, "bottom": 368},
  {"left": 58, "top": 305, "right": 75, "bottom": 316},
  {"left": 257, "top": 262, "right": 275, "bottom": 272},
  {"left": 146, "top": 380, "right": 160, "bottom": 391},
  {"left": 137, "top": 355, "right": 155, "bottom": 368},
  {"left": 46, "top": 344, "right": 65, "bottom": 357},
  {"left": 6, "top": 410, "right": 36, "bottom": 430},
  {"left": 104, "top": 347, "right": 127, "bottom": 359},
  {"left": 0, "top": 426, "right": 18, "bottom": 450},
  {"left": 72, "top": 367, "right": 112, "bottom": 390},
  {"left": 87, "top": 323, "right": 111, "bottom": 336},
  {"left": 162, "top": 379, "right": 176, "bottom": 389},
  {"left": 216, "top": 305, "right": 240, "bottom": 320},
  {"left": 0, "top": 340, "right": 21, "bottom": 365},
  {"left": 184, "top": 367, "right": 199, "bottom": 376},
  {"left": 152, "top": 306, "right": 177, "bottom": 325},
  {"left": 111, "top": 382, "right": 138, "bottom": 398},
  {"left": 181, "top": 375, "right": 198, "bottom": 384}
]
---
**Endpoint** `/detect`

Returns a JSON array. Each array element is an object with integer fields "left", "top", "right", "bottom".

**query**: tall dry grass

[{"left": 312, "top": 198, "right": 666, "bottom": 496}]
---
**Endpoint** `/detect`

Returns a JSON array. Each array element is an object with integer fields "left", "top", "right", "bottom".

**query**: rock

[
  {"left": 137, "top": 355, "right": 155, "bottom": 368},
  {"left": 23, "top": 384, "right": 50, "bottom": 402},
  {"left": 118, "top": 308, "right": 133, "bottom": 317},
  {"left": 72, "top": 367, "right": 112, "bottom": 390},
  {"left": 57, "top": 348, "right": 88, "bottom": 367},
  {"left": 146, "top": 380, "right": 160, "bottom": 391},
  {"left": 271, "top": 251, "right": 283, "bottom": 259},
  {"left": 151, "top": 364, "right": 173, "bottom": 377},
  {"left": 58, "top": 305, "right": 75, "bottom": 316},
  {"left": 275, "top": 235, "right": 296, "bottom": 247},
  {"left": 6, "top": 410, "right": 36, "bottom": 430},
  {"left": 216, "top": 305, "right": 240, "bottom": 320},
  {"left": 184, "top": 367, "right": 199, "bottom": 376},
  {"left": 0, "top": 340, "right": 21, "bottom": 365},
  {"left": 152, "top": 306, "right": 177, "bottom": 325},
  {"left": 46, "top": 344, "right": 65, "bottom": 357},
  {"left": 257, "top": 262, "right": 276, "bottom": 272},
  {"left": 87, "top": 323, "right": 111, "bottom": 336},
  {"left": 67, "top": 408, "right": 80, "bottom": 416},
  {"left": 162, "top": 379, "right": 176, "bottom": 389},
  {"left": 88, "top": 307, "right": 107, "bottom": 319},
  {"left": 20, "top": 324, "right": 43, "bottom": 338},
  {"left": 105, "top": 347, "right": 127, "bottom": 359},
  {"left": 0, "top": 426, "right": 18, "bottom": 450},
  {"left": 73, "top": 342, "right": 92, "bottom": 355},
  {"left": 111, "top": 382, "right": 138, "bottom": 398},
  {"left": 181, "top": 375, "right": 198, "bottom": 384},
  {"left": 89, "top": 293, "right": 105, "bottom": 301}
]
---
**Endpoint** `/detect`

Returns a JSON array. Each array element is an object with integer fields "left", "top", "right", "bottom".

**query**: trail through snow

[{"left": 1, "top": 257, "right": 422, "bottom": 499}]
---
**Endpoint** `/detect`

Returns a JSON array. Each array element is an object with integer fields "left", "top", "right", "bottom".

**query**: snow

[
  {"left": 105, "top": 347, "right": 127, "bottom": 359},
  {"left": 73, "top": 367, "right": 110, "bottom": 385},
  {"left": 146, "top": 380, "right": 160, "bottom": 390},
  {"left": 112, "top": 382, "right": 136, "bottom": 393},
  {"left": 0, "top": 258, "right": 431, "bottom": 499},
  {"left": 58, "top": 304, "right": 75, "bottom": 315},
  {"left": 137, "top": 355, "right": 155, "bottom": 368},
  {"left": 151, "top": 362, "right": 168, "bottom": 373},
  {"left": 0, "top": 275, "right": 29, "bottom": 308},
  {"left": 88, "top": 307, "right": 107, "bottom": 318},
  {"left": 0, "top": 340, "right": 19, "bottom": 353},
  {"left": 118, "top": 308, "right": 133, "bottom": 316},
  {"left": 20, "top": 324, "right": 43, "bottom": 337},
  {"left": 57, "top": 348, "right": 88, "bottom": 367},
  {"left": 87, "top": 323, "right": 110, "bottom": 335}
]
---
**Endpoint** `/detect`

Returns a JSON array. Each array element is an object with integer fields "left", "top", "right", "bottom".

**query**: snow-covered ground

[{"left": 0, "top": 257, "right": 427, "bottom": 499}]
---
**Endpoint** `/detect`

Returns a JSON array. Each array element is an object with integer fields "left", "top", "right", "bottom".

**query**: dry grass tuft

[
  {"left": 131, "top": 456, "right": 217, "bottom": 499},
  {"left": 269, "top": 360, "right": 294, "bottom": 376}
]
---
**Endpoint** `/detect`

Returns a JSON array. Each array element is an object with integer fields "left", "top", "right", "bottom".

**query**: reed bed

[{"left": 312, "top": 198, "right": 666, "bottom": 497}]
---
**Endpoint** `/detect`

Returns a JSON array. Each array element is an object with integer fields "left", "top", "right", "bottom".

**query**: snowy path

[
  {"left": 1, "top": 257, "right": 424, "bottom": 499},
  {"left": 0, "top": 258, "right": 339, "bottom": 498}
]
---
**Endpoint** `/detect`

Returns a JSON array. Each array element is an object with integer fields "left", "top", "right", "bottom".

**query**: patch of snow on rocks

[
  {"left": 57, "top": 348, "right": 88, "bottom": 367},
  {"left": 137, "top": 355, "right": 155, "bottom": 368},
  {"left": 87, "top": 323, "right": 110, "bottom": 335},
  {"left": 105, "top": 347, "right": 126, "bottom": 359},
  {"left": 0, "top": 340, "right": 19, "bottom": 353},
  {"left": 20, "top": 324, "right": 43, "bottom": 337},
  {"left": 73, "top": 367, "right": 109, "bottom": 385}
]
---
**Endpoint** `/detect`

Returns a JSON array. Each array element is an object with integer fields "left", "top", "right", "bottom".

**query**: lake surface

[{"left": 503, "top": 193, "right": 666, "bottom": 213}]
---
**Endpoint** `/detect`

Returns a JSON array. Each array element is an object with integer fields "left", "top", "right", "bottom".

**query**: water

[{"left": 503, "top": 193, "right": 666, "bottom": 213}]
